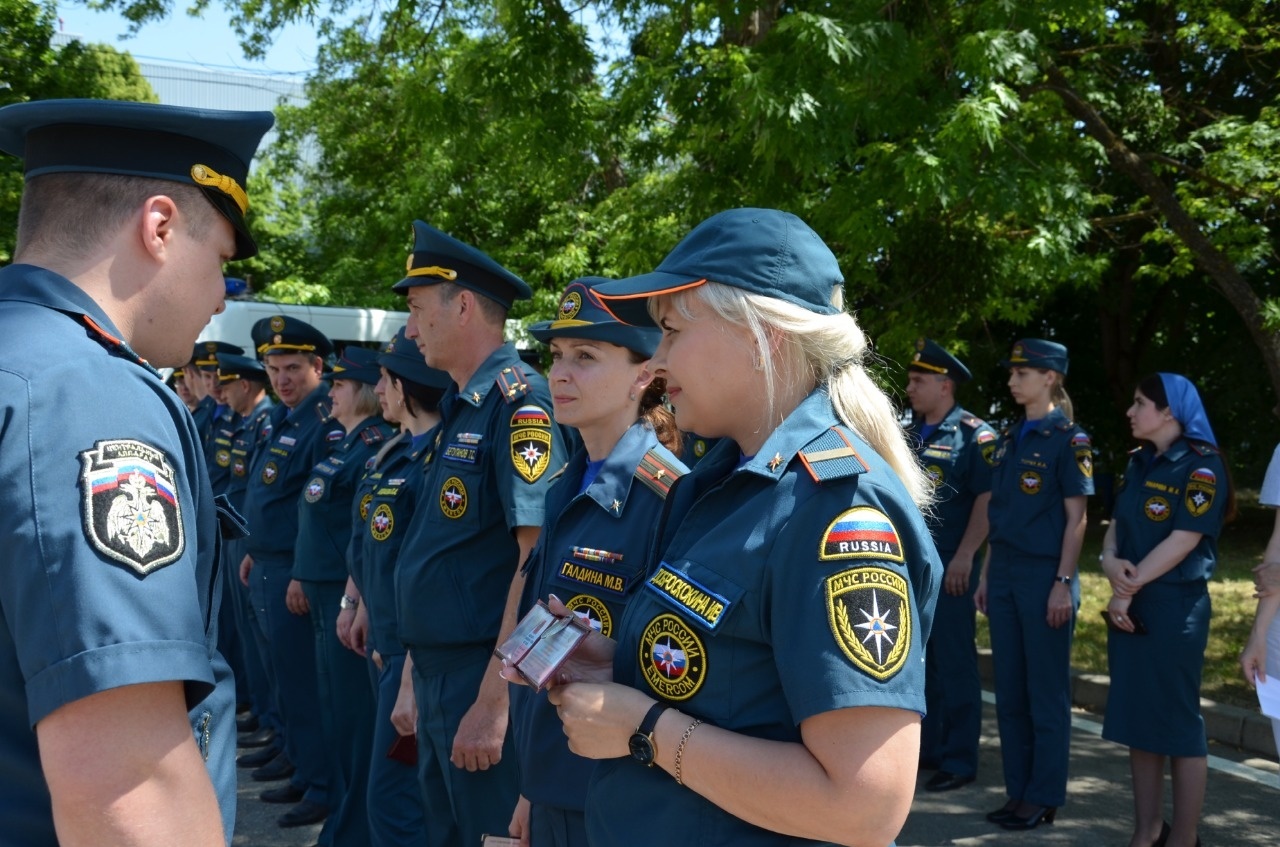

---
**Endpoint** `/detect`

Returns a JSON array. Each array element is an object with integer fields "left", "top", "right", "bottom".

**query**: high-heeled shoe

[
  {"left": 999, "top": 805, "right": 1057, "bottom": 830},
  {"left": 1152, "top": 821, "right": 1171, "bottom": 847},
  {"left": 985, "top": 799, "right": 1019, "bottom": 824}
]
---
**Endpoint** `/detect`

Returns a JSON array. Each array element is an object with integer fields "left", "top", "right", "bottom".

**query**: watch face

[{"left": 628, "top": 732, "right": 655, "bottom": 765}]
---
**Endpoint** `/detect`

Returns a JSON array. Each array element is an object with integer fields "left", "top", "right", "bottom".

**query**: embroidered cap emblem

[
  {"left": 560, "top": 291, "right": 583, "bottom": 320},
  {"left": 826, "top": 567, "right": 913, "bottom": 681},
  {"left": 79, "top": 440, "right": 185, "bottom": 576}
]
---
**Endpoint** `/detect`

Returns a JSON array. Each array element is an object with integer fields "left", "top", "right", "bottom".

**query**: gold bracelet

[{"left": 674, "top": 718, "right": 703, "bottom": 786}]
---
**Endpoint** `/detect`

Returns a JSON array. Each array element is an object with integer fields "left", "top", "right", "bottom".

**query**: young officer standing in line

[
  {"left": 507, "top": 277, "right": 687, "bottom": 846},
  {"left": 239, "top": 316, "right": 340, "bottom": 832},
  {"left": 392, "top": 220, "right": 570, "bottom": 847},
  {"left": 0, "top": 98, "right": 271, "bottom": 846},
  {"left": 905, "top": 339, "right": 995, "bottom": 793}
]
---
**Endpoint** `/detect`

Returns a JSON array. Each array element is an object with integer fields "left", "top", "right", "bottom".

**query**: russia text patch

[{"left": 819, "top": 507, "right": 904, "bottom": 562}]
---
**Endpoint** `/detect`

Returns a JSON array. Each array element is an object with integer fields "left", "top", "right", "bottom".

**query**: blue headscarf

[{"left": 1158, "top": 373, "right": 1216, "bottom": 447}]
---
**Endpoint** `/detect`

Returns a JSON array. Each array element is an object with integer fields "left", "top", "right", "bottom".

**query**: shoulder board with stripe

[
  {"left": 1056, "top": 420, "right": 1076, "bottom": 431},
  {"left": 1188, "top": 440, "right": 1221, "bottom": 456},
  {"left": 495, "top": 365, "right": 532, "bottom": 405},
  {"left": 798, "top": 427, "right": 869, "bottom": 483},
  {"left": 1128, "top": 445, "right": 1143, "bottom": 456},
  {"left": 960, "top": 414, "right": 984, "bottom": 429},
  {"left": 360, "top": 426, "right": 387, "bottom": 446},
  {"left": 635, "top": 449, "right": 686, "bottom": 498}
]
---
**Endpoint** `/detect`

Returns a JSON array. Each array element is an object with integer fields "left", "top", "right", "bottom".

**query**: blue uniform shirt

[
  {"left": 1113, "top": 440, "right": 1226, "bottom": 583},
  {"left": 206, "top": 406, "right": 241, "bottom": 497},
  {"left": 192, "top": 395, "right": 217, "bottom": 448},
  {"left": 512, "top": 422, "right": 688, "bottom": 811},
  {"left": 395, "top": 344, "right": 570, "bottom": 667},
  {"left": 906, "top": 405, "right": 995, "bottom": 556},
  {"left": 222, "top": 397, "right": 275, "bottom": 513},
  {"left": 355, "top": 430, "right": 427, "bottom": 657},
  {"left": 987, "top": 408, "right": 1094, "bottom": 559},
  {"left": 586, "top": 389, "right": 942, "bottom": 847},
  {"left": 293, "top": 416, "right": 394, "bottom": 583},
  {"left": 0, "top": 265, "right": 236, "bottom": 845},
  {"left": 241, "top": 385, "right": 337, "bottom": 559}
]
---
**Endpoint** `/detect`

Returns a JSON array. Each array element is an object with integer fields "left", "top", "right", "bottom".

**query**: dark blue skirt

[{"left": 1102, "top": 580, "right": 1210, "bottom": 756}]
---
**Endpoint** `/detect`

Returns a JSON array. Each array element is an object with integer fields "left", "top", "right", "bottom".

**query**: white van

[{"left": 199, "top": 299, "right": 411, "bottom": 353}]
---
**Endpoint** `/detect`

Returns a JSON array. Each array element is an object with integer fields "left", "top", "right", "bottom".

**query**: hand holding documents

[
  {"left": 495, "top": 601, "right": 592, "bottom": 690},
  {"left": 1257, "top": 673, "right": 1280, "bottom": 720}
]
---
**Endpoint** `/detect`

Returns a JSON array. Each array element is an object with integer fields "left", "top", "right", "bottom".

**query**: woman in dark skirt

[{"left": 1101, "top": 373, "right": 1232, "bottom": 847}]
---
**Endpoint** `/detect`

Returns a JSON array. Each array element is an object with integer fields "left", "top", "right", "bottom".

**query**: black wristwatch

[{"left": 628, "top": 701, "right": 669, "bottom": 766}]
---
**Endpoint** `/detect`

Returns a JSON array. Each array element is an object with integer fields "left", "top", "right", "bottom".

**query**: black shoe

[
  {"left": 259, "top": 784, "right": 306, "bottom": 804},
  {"left": 924, "top": 770, "right": 975, "bottom": 792},
  {"left": 999, "top": 806, "right": 1057, "bottom": 830},
  {"left": 238, "top": 726, "right": 276, "bottom": 748},
  {"left": 237, "top": 744, "right": 281, "bottom": 768},
  {"left": 251, "top": 752, "right": 296, "bottom": 782},
  {"left": 1152, "top": 821, "right": 1172, "bottom": 847},
  {"left": 236, "top": 713, "right": 259, "bottom": 733},
  {"left": 277, "top": 800, "right": 329, "bottom": 828},
  {"left": 985, "top": 799, "right": 1020, "bottom": 824}
]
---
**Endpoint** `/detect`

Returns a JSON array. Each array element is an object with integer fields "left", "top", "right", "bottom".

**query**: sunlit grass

[{"left": 975, "top": 503, "right": 1271, "bottom": 709}]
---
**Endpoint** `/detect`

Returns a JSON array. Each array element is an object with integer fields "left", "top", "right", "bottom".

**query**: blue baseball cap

[
  {"left": 0, "top": 99, "right": 274, "bottom": 260},
  {"left": 908, "top": 337, "right": 972, "bottom": 383},
  {"left": 377, "top": 327, "right": 452, "bottom": 389},
  {"left": 1001, "top": 338, "right": 1069, "bottom": 375},
  {"left": 594, "top": 208, "right": 844, "bottom": 326},
  {"left": 391, "top": 220, "right": 531, "bottom": 309},
  {"left": 529, "top": 277, "right": 661, "bottom": 358}
]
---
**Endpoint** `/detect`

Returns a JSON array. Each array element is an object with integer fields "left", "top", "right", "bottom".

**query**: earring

[{"left": 629, "top": 392, "right": 637, "bottom": 401}]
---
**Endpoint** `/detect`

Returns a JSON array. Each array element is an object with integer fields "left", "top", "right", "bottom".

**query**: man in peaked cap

[
  {"left": 904, "top": 338, "right": 997, "bottom": 792},
  {"left": 392, "top": 220, "right": 571, "bottom": 847},
  {"left": 192, "top": 340, "right": 246, "bottom": 447},
  {"left": 0, "top": 99, "right": 272, "bottom": 846},
  {"left": 238, "top": 315, "right": 340, "bottom": 833}
]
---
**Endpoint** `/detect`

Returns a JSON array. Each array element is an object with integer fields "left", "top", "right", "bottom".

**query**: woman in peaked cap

[
  {"left": 1103, "top": 374, "right": 1232, "bottom": 847},
  {"left": 976, "top": 338, "right": 1093, "bottom": 831},
  {"left": 527, "top": 209, "right": 941, "bottom": 847}
]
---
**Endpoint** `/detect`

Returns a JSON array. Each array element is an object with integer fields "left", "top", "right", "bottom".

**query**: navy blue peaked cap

[
  {"left": 529, "top": 277, "right": 661, "bottom": 358},
  {"left": 215, "top": 352, "right": 269, "bottom": 383},
  {"left": 1001, "top": 338, "right": 1069, "bottom": 375},
  {"left": 392, "top": 220, "right": 531, "bottom": 309},
  {"left": 193, "top": 340, "right": 245, "bottom": 369},
  {"left": 595, "top": 208, "right": 844, "bottom": 327},
  {"left": 908, "top": 337, "right": 972, "bottom": 382},
  {"left": 251, "top": 315, "right": 333, "bottom": 360},
  {"left": 0, "top": 99, "right": 274, "bottom": 260},
  {"left": 378, "top": 327, "right": 452, "bottom": 390},
  {"left": 328, "top": 345, "right": 382, "bottom": 385}
]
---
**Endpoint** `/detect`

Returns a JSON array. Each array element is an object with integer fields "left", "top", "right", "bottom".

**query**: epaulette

[
  {"left": 1189, "top": 441, "right": 1221, "bottom": 456},
  {"left": 495, "top": 365, "right": 532, "bottom": 405},
  {"left": 548, "top": 463, "right": 569, "bottom": 484},
  {"left": 960, "top": 414, "right": 983, "bottom": 429},
  {"left": 797, "top": 427, "right": 869, "bottom": 483},
  {"left": 360, "top": 426, "right": 387, "bottom": 446},
  {"left": 1056, "top": 420, "right": 1076, "bottom": 431},
  {"left": 635, "top": 449, "right": 686, "bottom": 498},
  {"left": 1128, "top": 445, "right": 1143, "bottom": 456}
]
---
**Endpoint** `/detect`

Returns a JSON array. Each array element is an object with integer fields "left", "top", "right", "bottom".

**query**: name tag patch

[
  {"left": 444, "top": 443, "right": 478, "bottom": 464},
  {"left": 646, "top": 565, "right": 731, "bottom": 629},
  {"left": 559, "top": 560, "right": 629, "bottom": 598}
]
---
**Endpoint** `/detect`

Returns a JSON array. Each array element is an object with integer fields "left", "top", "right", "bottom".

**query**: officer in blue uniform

[
  {"left": 904, "top": 338, "right": 995, "bottom": 792},
  {"left": 1101, "top": 374, "right": 1229, "bottom": 847},
  {"left": 186, "top": 347, "right": 219, "bottom": 446},
  {"left": 0, "top": 98, "right": 271, "bottom": 846},
  {"left": 546, "top": 208, "right": 942, "bottom": 846},
  {"left": 297, "top": 345, "right": 395, "bottom": 847},
  {"left": 215, "top": 352, "right": 281, "bottom": 752},
  {"left": 392, "top": 220, "right": 570, "bottom": 847},
  {"left": 355, "top": 328, "right": 450, "bottom": 847},
  {"left": 978, "top": 338, "right": 1092, "bottom": 830},
  {"left": 508, "top": 277, "right": 688, "bottom": 846},
  {"left": 239, "top": 315, "right": 339, "bottom": 831}
]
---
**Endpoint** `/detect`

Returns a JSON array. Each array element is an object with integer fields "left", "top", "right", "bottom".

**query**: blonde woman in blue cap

[
  {"left": 1101, "top": 374, "right": 1231, "bottom": 847},
  {"left": 976, "top": 338, "right": 1093, "bottom": 831},
  {"left": 532, "top": 209, "right": 941, "bottom": 847},
  {"left": 506, "top": 277, "right": 686, "bottom": 847}
]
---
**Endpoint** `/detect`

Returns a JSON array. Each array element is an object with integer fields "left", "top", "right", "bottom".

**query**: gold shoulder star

[
  {"left": 654, "top": 468, "right": 665, "bottom": 479},
  {"left": 472, "top": 391, "right": 482, "bottom": 403},
  {"left": 611, "top": 499, "right": 622, "bottom": 513},
  {"left": 768, "top": 452, "right": 784, "bottom": 471}
]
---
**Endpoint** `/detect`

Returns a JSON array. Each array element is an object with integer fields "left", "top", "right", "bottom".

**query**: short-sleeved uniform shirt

[
  {"left": 223, "top": 397, "right": 275, "bottom": 514},
  {"left": 395, "top": 344, "right": 569, "bottom": 668},
  {"left": 241, "top": 385, "right": 336, "bottom": 560},
  {"left": 585, "top": 390, "right": 942, "bottom": 847},
  {"left": 987, "top": 408, "right": 1094, "bottom": 561},
  {"left": 906, "top": 404, "right": 995, "bottom": 557},
  {"left": 292, "top": 417, "right": 394, "bottom": 583},
  {"left": 0, "top": 265, "right": 235, "bottom": 845},
  {"left": 357, "top": 429, "right": 432, "bottom": 658},
  {"left": 1113, "top": 440, "right": 1227, "bottom": 583},
  {"left": 512, "top": 422, "right": 688, "bottom": 811}
]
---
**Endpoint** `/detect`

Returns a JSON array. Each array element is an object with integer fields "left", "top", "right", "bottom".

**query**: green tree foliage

[
  {"left": 91, "top": 0, "right": 1280, "bottom": 480},
  {"left": 1, "top": 0, "right": 157, "bottom": 262}
]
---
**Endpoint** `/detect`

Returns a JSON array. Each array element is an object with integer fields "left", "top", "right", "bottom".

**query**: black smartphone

[{"left": 1099, "top": 609, "right": 1147, "bottom": 635}]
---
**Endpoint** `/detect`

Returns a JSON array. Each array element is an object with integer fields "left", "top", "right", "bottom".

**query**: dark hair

[
  {"left": 437, "top": 281, "right": 509, "bottom": 329},
  {"left": 1135, "top": 373, "right": 1236, "bottom": 522},
  {"left": 17, "top": 172, "right": 218, "bottom": 261},
  {"left": 389, "top": 370, "right": 445, "bottom": 418},
  {"left": 628, "top": 350, "right": 681, "bottom": 454}
]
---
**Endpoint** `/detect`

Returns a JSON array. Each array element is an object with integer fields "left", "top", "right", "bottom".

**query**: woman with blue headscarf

[{"left": 1101, "top": 373, "right": 1233, "bottom": 847}]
